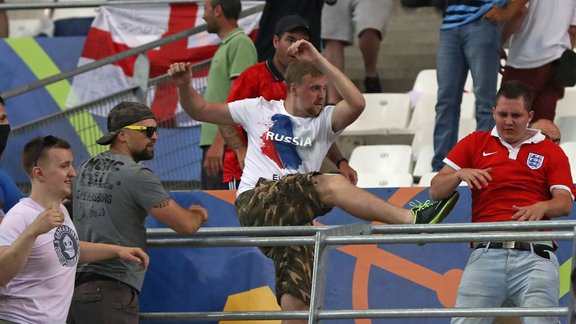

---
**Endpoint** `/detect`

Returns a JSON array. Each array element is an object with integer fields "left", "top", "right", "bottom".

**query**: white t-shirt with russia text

[
  {"left": 229, "top": 97, "right": 339, "bottom": 196},
  {"left": 0, "top": 198, "right": 79, "bottom": 324}
]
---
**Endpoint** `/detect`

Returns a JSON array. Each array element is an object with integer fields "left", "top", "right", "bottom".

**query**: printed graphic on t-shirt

[
  {"left": 260, "top": 114, "right": 313, "bottom": 169},
  {"left": 53, "top": 225, "right": 79, "bottom": 267}
]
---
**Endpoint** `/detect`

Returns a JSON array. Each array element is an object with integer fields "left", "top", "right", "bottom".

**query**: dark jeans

[{"left": 67, "top": 280, "right": 139, "bottom": 324}]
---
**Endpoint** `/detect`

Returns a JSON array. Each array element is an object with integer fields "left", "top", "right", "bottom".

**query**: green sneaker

[{"left": 410, "top": 191, "right": 460, "bottom": 224}]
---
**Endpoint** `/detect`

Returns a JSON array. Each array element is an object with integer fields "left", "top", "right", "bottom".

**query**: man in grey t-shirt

[{"left": 68, "top": 102, "right": 208, "bottom": 324}]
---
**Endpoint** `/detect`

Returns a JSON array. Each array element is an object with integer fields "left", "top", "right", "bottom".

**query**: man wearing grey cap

[{"left": 68, "top": 101, "right": 208, "bottom": 324}]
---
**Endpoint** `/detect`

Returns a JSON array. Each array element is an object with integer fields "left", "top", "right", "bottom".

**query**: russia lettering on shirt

[{"left": 260, "top": 114, "right": 312, "bottom": 169}]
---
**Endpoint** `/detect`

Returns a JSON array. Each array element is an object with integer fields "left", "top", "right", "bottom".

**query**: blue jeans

[
  {"left": 432, "top": 19, "right": 500, "bottom": 171},
  {"left": 451, "top": 247, "right": 560, "bottom": 324}
]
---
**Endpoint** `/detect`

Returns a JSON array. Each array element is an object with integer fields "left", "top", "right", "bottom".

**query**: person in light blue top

[{"left": 431, "top": 0, "right": 526, "bottom": 172}]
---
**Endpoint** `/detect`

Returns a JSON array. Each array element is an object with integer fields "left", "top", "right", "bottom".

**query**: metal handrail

[
  {"left": 140, "top": 307, "right": 569, "bottom": 322},
  {"left": 146, "top": 219, "right": 576, "bottom": 237},
  {"left": 141, "top": 223, "right": 576, "bottom": 322}
]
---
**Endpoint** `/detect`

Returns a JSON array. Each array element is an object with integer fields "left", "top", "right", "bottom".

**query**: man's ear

[
  {"left": 32, "top": 166, "right": 44, "bottom": 182},
  {"left": 213, "top": 3, "right": 222, "bottom": 17}
]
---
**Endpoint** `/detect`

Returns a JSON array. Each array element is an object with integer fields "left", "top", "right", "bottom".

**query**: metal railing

[{"left": 141, "top": 220, "right": 576, "bottom": 323}]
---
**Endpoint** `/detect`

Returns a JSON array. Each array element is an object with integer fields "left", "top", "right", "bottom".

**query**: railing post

[
  {"left": 308, "top": 223, "right": 372, "bottom": 324},
  {"left": 133, "top": 52, "right": 150, "bottom": 104},
  {"left": 569, "top": 226, "right": 576, "bottom": 324}
]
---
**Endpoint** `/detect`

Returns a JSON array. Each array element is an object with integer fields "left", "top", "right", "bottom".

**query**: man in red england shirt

[
  {"left": 219, "top": 15, "right": 357, "bottom": 189},
  {"left": 429, "top": 80, "right": 576, "bottom": 323}
]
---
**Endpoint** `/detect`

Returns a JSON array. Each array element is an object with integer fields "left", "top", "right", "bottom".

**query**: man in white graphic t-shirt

[{"left": 168, "top": 39, "right": 459, "bottom": 322}]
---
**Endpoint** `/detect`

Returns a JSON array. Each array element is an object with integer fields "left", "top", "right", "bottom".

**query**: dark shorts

[
  {"left": 235, "top": 172, "right": 332, "bottom": 305},
  {"left": 502, "top": 63, "right": 564, "bottom": 121}
]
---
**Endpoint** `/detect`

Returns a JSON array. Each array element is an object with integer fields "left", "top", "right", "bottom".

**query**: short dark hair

[
  {"left": 285, "top": 61, "right": 323, "bottom": 88},
  {"left": 22, "top": 135, "right": 71, "bottom": 178},
  {"left": 0, "top": 95, "right": 4, "bottom": 106},
  {"left": 496, "top": 80, "right": 534, "bottom": 112},
  {"left": 211, "top": 0, "right": 241, "bottom": 20}
]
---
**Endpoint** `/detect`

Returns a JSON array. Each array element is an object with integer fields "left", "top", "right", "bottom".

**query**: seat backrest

[
  {"left": 413, "top": 144, "right": 434, "bottom": 177},
  {"left": 409, "top": 92, "right": 475, "bottom": 132},
  {"left": 557, "top": 116, "right": 576, "bottom": 143},
  {"left": 560, "top": 141, "right": 576, "bottom": 182},
  {"left": 356, "top": 172, "right": 414, "bottom": 188},
  {"left": 412, "top": 69, "right": 437, "bottom": 95},
  {"left": 555, "top": 91, "right": 576, "bottom": 121},
  {"left": 349, "top": 145, "right": 413, "bottom": 174},
  {"left": 416, "top": 172, "right": 438, "bottom": 187},
  {"left": 343, "top": 93, "right": 410, "bottom": 135}
]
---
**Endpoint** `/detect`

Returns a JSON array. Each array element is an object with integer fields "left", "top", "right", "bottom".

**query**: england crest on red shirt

[{"left": 527, "top": 152, "right": 544, "bottom": 170}]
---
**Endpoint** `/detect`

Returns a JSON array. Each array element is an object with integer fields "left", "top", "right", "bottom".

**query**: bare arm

[
  {"left": 149, "top": 198, "right": 208, "bottom": 235},
  {"left": 168, "top": 63, "right": 236, "bottom": 125},
  {"left": 325, "top": 144, "right": 358, "bottom": 184},
  {"left": 287, "top": 40, "right": 365, "bottom": 132},
  {"left": 500, "top": 2, "right": 528, "bottom": 45},
  {"left": 79, "top": 242, "right": 149, "bottom": 270},
  {"left": 0, "top": 204, "right": 64, "bottom": 287},
  {"left": 511, "top": 189, "right": 573, "bottom": 221},
  {"left": 483, "top": 0, "right": 529, "bottom": 24},
  {"left": 569, "top": 26, "right": 576, "bottom": 49},
  {"left": 429, "top": 165, "right": 493, "bottom": 200}
]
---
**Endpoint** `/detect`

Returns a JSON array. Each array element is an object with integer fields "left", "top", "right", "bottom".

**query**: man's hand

[
  {"left": 287, "top": 39, "right": 322, "bottom": 64},
  {"left": 168, "top": 62, "right": 193, "bottom": 87},
  {"left": 338, "top": 161, "right": 358, "bottom": 185},
  {"left": 189, "top": 205, "right": 208, "bottom": 224},
  {"left": 30, "top": 202, "right": 64, "bottom": 236},
  {"left": 457, "top": 168, "right": 493, "bottom": 189},
  {"left": 511, "top": 202, "right": 547, "bottom": 221},
  {"left": 117, "top": 247, "right": 150, "bottom": 271},
  {"left": 531, "top": 119, "right": 561, "bottom": 144},
  {"left": 204, "top": 143, "right": 224, "bottom": 176},
  {"left": 235, "top": 146, "right": 247, "bottom": 170}
]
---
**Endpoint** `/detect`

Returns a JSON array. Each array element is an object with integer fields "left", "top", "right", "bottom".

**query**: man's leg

[
  {"left": 355, "top": 0, "right": 393, "bottom": 93},
  {"left": 502, "top": 64, "right": 564, "bottom": 122},
  {"left": 509, "top": 250, "right": 560, "bottom": 324},
  {"left": 313, "top": 174, "right": 459, "bottom": 224},
  {"left": 463, "top": 19, "right": 500, "bottom": 131},
  {"left": 451, "top": 249, "right": 508, "bottom": 324},
  {"left": 321, "top": 0, "right": 353, "bottom": 104},
  {"left": 432, "top": 26, "right": 468, "bottom": 171},
  {"left": 323, "top": 39, "right": 347, "bottom": 103}
]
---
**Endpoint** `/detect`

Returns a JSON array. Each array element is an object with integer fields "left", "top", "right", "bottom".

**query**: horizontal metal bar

[
  {"left": 146, "top": 220, "right": 576, "bottom": 237},
  {"left": 146, "top": 231, "right": 574, "bottom": 247},
  {"left": 0, "top": 0, "right": 230, "bottom": 10},
  {"left": 0, "top": 3, "right": 264, "bottom": 99},
  {"left": 139, "top": 307, "right": 568, "bottom": 322}
]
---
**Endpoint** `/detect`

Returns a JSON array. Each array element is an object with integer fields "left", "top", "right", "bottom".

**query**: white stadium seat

[
  {"left": 342, "top": 93, "right": 411, "bottom": 136},
  {"left": 349, "top": 145, "right": 413, "bottom": 174},
  {"left": 356, "top": 172, "right": 414, "bottom": 188}
]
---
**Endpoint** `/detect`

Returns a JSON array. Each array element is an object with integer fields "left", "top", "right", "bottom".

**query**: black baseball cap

[
  {"left": 274, "top": 15, "right": 311, "bottom": 37},
  {"left": 96, "top": 101, "right": 156, "bottom": 145}
]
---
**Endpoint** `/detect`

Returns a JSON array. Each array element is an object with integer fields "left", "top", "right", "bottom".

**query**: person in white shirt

[
  {"left": 169, "top": 39, "right": 459, "bottom": 323},
  {"left": 0, "top": 136, "right": 149, "bottom": 324}
]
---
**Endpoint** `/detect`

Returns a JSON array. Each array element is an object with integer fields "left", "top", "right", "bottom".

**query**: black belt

[
  {"left": 75, "top": 272, "right": 132, "bottom": 290},
  {"left": 475, "top": 242, "right": 556, "bottom": 259}
]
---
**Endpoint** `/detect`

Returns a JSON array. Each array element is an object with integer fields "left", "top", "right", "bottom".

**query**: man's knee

[{"left": 313, "top": 174, "right": 349, "bottom": 204}]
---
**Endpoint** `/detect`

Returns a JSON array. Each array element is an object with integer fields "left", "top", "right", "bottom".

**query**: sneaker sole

[{"left": 429, "top": 191, "right": 460, "bottom": 224}]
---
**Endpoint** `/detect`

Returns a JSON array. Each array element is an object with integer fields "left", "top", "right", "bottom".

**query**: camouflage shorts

[{"left": 235, "top": 172, "right": 332, "bottom": 305}]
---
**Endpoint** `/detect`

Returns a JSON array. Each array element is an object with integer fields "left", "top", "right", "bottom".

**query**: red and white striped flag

[{"left": 68, "top": 2, "right": 261, "bottom": 126}]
